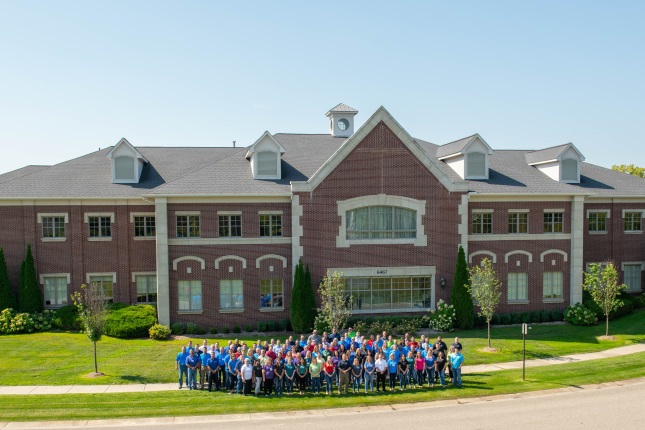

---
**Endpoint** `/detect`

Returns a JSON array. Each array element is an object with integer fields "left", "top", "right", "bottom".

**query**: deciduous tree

[
  {"left": 468, "top": 258, "right": 502, "bottom": 349},
  {"left": 317, "top": 270, "right": 350, "bottom": 332},
  {"left": 73, "top": 282, "right": 108, "bottom": 374},
  {"left": 583, "top": 262, "right": 625, "bottom": 337},
  {"left": 612, "top": 164, "right": 645, "bottom": 178}
]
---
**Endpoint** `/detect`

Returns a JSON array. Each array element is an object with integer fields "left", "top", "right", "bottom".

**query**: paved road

[{"left": 7, "top": 379, "right": 644, "bottom": 430}]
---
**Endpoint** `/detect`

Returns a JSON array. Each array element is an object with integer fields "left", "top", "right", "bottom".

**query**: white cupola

[
  {"left": 245, "top": 131, "right": 286, "bottom": 180},
  {"left": 325, "top": 103, "right": 358, "bottom": 138},
  {"left": 106, "top": 138, "right": 148, "bottom": 184}
]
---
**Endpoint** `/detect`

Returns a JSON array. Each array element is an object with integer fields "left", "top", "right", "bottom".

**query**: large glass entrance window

[{"left": 342, "top": 275, "right": 432, "bottom": 311}]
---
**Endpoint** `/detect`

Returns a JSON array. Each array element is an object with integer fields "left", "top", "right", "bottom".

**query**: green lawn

[
  {"left": 0, "top": 310, "right": 642, "bottom": 386},
  {"left": 1, "top": 352, "right": 644, "bottom": 422}
]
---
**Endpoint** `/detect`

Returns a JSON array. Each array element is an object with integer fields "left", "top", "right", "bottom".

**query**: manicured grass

[
  {"left": 1, "top": 352, "right": 644, "bottom": 422},
  {"left": 0, "top": 310, "right": 642, "bottom": 386}
]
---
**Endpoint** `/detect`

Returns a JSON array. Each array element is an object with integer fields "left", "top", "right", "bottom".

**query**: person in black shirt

[
  {"left": 337, "top": 353, "right": 351, "bottom": 394},
  {"left": 451, "top": 336, "right": 463, "bottom": 351}
]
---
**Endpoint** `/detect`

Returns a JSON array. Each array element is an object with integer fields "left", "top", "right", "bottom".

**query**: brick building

[{"left": 0, "top": 104, "right": 643, "bottom": 327}]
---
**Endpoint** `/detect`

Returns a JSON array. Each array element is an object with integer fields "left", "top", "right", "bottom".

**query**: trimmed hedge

[
  {"left": 104, "top": 304, "right": 157, "bottom": 338},
  {"left": 149, "top": 324, "right": 171, "bottom": 340},
  {"left": 52, "top": 305, "right": 81, "bottom": 331},
  {"left": 171, "top": 322, "right": 185, "bottom": 335}
]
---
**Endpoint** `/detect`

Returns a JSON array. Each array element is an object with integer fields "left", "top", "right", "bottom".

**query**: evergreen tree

[
  {"left": 18, "top": 245, "right": 43, "bottom": 313},
  {"left": 0, "top": 248, "right": 17, "bottom": 310},
  {"left": 450, "top": 245, "right": 474, "bottom": 329},
  {"left": 289, "top": 260, "right": 307, "bottom": 333},
  {"left": 302, "top": 263, "right": 316, "bottom": 330}
]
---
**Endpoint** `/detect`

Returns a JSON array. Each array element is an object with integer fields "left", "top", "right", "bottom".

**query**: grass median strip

[{"left": 1, "top": 352, "right": 644, "bottom": 422}]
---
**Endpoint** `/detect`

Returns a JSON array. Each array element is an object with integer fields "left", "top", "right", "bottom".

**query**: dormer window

[
  {"left": 257, "top": 151, "right": 279, "bottom": 177},
  {"left": 106, "top": 138, "right": 148, "bottom": 184},
  {"left": 466, "top": 152, "right": 486, "bottom": 178},
  {"left": 436, "top": 134, "right": 493, "bottom": 180},
  {"left": 526, "top": 143, "right": 584, "bottom": 184},
  {"left": 114, "top": 156, "right": 135, "bottom": 181},
  {"left": 246, "top": 131, "right": 286, "bottom": 180},
  {"left": 561, "top": 159, "right": 578, "bottom": 182}
]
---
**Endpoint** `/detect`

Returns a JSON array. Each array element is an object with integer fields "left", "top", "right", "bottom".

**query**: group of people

[{"left": 175, "top": 328, "right": 465, "bottom": 396}]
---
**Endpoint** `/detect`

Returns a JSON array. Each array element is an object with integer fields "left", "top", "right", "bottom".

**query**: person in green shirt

[
  {"left": 309, "top": 357, "right": 323, "bottom": 394},
  {"left": 284, "top": 356, "right": 295, "bottom": 395},
  {"left": 296, "top": 357, "right": 308, "bottom": 395}
]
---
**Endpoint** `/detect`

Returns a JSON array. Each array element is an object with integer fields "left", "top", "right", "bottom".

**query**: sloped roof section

[
  {"left": 525, "top": 144, "right": 570, "bottom": 165},
  {"left": 0, "top": 165, "right": 50, "bottom": 184},
  {"left": 435, "top": 135, "right": 476, "bottom": 159},
  {"left": 325, "top": 103, "right": 358, "bottom": 115}
]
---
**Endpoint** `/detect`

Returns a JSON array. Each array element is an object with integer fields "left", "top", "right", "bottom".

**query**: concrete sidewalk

[{"left": 1, "top": 343, "right": 643, "bottom": 396}]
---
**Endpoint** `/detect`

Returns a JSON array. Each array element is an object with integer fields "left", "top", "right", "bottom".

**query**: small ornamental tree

[
  {"left": 450, "top": 245, "right": 474, "bottom": 329},
  {"left": 317, "top": 270, "right": 350, "bottom": 332},
  {"left": 0, "top": 248, "right": 18, "bottom": 310},
  {"left": 18, "top": 245, "right": 43, "bottom": 313},
  {"left": 583, "top": 262, "right": 626, "bottom": 337},
  {"left": 73, "top": 282, "right": 108, "bottom": 374},
  {"left": 468, "top": 258, "right": 502, "bottom": 349},
  {"left": 290, "top": 260, "right": 307, "bottom": 333}
]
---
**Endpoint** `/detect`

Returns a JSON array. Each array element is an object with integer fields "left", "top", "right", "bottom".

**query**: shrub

[
  {"left": 520, "top": 312, "right": 531, "bottom": 323},
  {"left": 428, "top": 299, "right": 456, "bottom": 332},
  {"left": 107, "top": 302, "right": 130, "bottom": 311},
  {"left": 209, "top": 327, "right": 218, "bottom": 335},
  {"left": 313, "top": 314, "right": 331, "bottom": 333},
  {"left": 500, "top": 313, "right": 512, "bottom": 325},
  {"left": 149, "top": 324, "right": 171, "bottom": 340},
  {"left": 222, "top": 326, "right": 230, "bottom": 334},
  {"left": 633, "top": 293, "right": 645, "bottom": 309},
  {"left": 244, "top": 324, "right": 253, "bottom": 332},
  {"left": 256, "top": 321, "right": 268, "bottom": 332},
  {"left": 0, "top": 308, "right": 55, "bottom": 334},
  {"left": 540, "top": 310, "right": 551, "bottom": 323},
  {"left": 491, "top": 313, "right": 501, "bottom": 325},
  {"left": 186, "top": 323, "right": 197, "bottom": 334},
  {"left": 281, "top": 319, "right": 291, "bottom": 331},
  {"left": 105, "top": 305, "right": 158, "bottom": 338},
  {"left": 511, "top": 313, "right": 522, "bottom": 324},
  {"left": 194, "top": 325, "right": 207, "bottom": 335},
  {"left": 232, "top": 325, "right": 241, "bottom": 333},
  {"left": 171, "top": 322, "right": 185, "bottom": 335},
  {"left": 564, "top": 303, "right": 598, "bottom": 326},
  {"left": 609, "top": 297, "right": 634, "bottom": 320},
  {"left": 550, "top": 309, "right": 564, "bottom": 322},
  {"left": 53, "top": 305, "right": 81, "bottom": 330},
  {"left": 530, "top": 311, "right": 541, "bottom": 323},
  {"left": 474, "top": 314, "right": 487, "bottom": 327},
  {"left": 266, "top": 321, "right": 276, "bottom": 332}
]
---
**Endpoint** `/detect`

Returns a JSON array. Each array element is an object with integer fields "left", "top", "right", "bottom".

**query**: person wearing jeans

[
  {"left": 309, "top": 357, "right": 322, "bottom": 394},
  {"left": 274, "top": 359, "right": 284, "bottom": 396},
  {"left": 253, "top": 359, "right": 263, "bottom": 395},
  {"left": 363, "top": 356, "right": 375, "bottom": 393},
  {"left": 323, "top": 357, "right": 335, "bottom": 395},
  {"left": 451, "top": 348, "right": 464, "bottom": 388},
  {"left": 435, "top": 352, "right": 447, "bottom": 387},
  {"left": 387, "top": 354, "right": 398, "bottom": 391},
  {"left": 284, "top": 357, "right": 295, "bottom": 394},
  {"left": 351, "top": 358, "right": 362, "bottom": 393},
  {"left": 175, "top": 346, "right": 188, "bottom": 389},
  {"left": 424, "top": 348, "right": 435, "bottom": 387},
  {"left": 398, "top": 355, "right": 409, "bottom": 390},
  {"left": 185, "top": 349, "right": 199, "bottom": 390}
]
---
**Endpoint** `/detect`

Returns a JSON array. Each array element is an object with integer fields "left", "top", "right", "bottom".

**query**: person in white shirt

[
  {"left": 374, "top": 353, "right": 388, "bottom": 392},
  {"left": 240, "top": 358, "right": 254, "bottom": 395}
]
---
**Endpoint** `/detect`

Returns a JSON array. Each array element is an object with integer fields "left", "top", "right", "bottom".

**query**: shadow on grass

[{"left": 119, "top": 375, "right": 150, "bottom": 383}]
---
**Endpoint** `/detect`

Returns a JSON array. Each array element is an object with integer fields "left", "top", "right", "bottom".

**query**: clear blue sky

[{"left": 1, "top": 1, "right": 644, "bottom": 175}]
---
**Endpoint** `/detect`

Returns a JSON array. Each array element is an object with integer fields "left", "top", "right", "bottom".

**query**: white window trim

[
  {"left": 175, "top": 211, "right": 200, "bottom": 216},
  {"left": 217, "top": 211, "right": 242, "bottom": 215},
  {"left": 586, "top": 209, "right": 611, "bottom": 219},
  {"left": 336, "top": 194, "right": 427, "bottom": 248},
  {"left": 112, "top": 156, "right": 138, "bottom": 184},
  {"left": 258, "top": 210, "right": 283, "bottom": 215},
  {"left": 84, "top": 213, "right": 115, "bottom": 223},
  {"left": 622, "top": 209, "right": 643, "bottom": 233},
  {"left": 129, "top": 212, "right": 155, "bottom": 222},
  {"left": 464, "top": 151, "right": 489, "bottom": 180},
  {"left": 543, "top": 208, "right": 565, "bottom": 213},
  {"left": 559, "top": 158, "right": 580, "bottom": 184},
  {"left": 504, "top": 250, "right": 533, "bottom": 263},
  {"left": 256, "top": 254, "right": 288, "bottom": 269},
  {"left": 214, "top": 255, "right": 247, "bottom": 270},
  {"left": 507, "top": 209, "right": 529, "bottom": 213},
  {"left": 621, "top": 262, "right": 644, "bottom": 292},
  {"left": 468, "top": 250, "right": 497, "bottom": 264},
  {"left": 86, "top": 272, "right": 117, "bottom": 284},
  {"left": 38, "top": 213, "right": 69, "bottom": 223},
  {"left": 218, "top": 213, "right": 242, "bottom": 238},
  {"left": 172, "top": 256, "right": 206, "bottom": 271},
  {"left": 253, "top": 150, "right": 281, "bottom": 180},
  {"left": 472, "top": 209, "right": 494, "bottom": 213},
  {"left": 131, "top": 271, "right": 157, "bottom": 282},
  {"left": 540, "top": 249, "right": 568, "bottom": 263}
]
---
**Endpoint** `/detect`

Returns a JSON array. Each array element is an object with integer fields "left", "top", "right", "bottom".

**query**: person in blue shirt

[
  {"left": 207, "top": 353, "right": 220, "bottom": 392},
  {"left": 175, "top": 346, "right": 189, "bottom": 389},
  {"left": 228, "top": 354, "right": 240, "bottom": 394},
  {"left": 387, "top": 353, "right": 398, "bottom": 391},
  {"left": 218, "top": 348, "right": 229, "bottom": 389},
  {"left": 424, "top": 347, "right": 436, "bottom": 387},
  {"left": 390, "top": 344, "right": 401, "bottom": 363},
  {"left": 199, "top": 348, "right": 210, "bottom": 389},
  {"left": 185, "top": 349, "right": 199, "bottom": 390},
  {"left": 451, "top": 348, "right": 464, "bottom": 388}
]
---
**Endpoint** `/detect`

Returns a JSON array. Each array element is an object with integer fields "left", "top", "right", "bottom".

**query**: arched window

[
  {"left": 114, "top": 156, "right": 135, "bottom": 180},
  {"left": 257, "top": 151, "right": 278, "bottom": 176},
  {"left": 346, "top": 206, "right": 416, "bottom": 239},
  {"left": 466, "top": 152, "right": 486, "bottom": 178}
]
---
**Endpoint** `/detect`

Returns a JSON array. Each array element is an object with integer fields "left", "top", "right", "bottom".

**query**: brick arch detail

[
  {"left": 214, "top": 255, "right": 247, "bottom": 270},
  {"left": 504, "top": 250, "right": 533, "bottom": 263},
  {"left": 172, "top": 256, "right": 206, "bottom": 270},
  {"left": 540, "top": 249, "right": 568, "bottom": 263},
  {"left": 469, "top": 250, "right": 497, "bottom": 264},
  {"left": 256, "top": 254, "right": 288, "bottom": 269}
]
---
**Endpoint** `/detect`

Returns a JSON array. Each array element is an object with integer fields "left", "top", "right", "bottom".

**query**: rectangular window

[
  {"left": 342, "top": 276, "right": 431, "bottom": 311},
  {"left": 89, "top": 275, "right": 114, "bottom": 301},
  {"left": 544, "top": 212, "right": 564, "bottom": 233},
  {"left": 259, "top": 214, "right": 282, "bottom": 237},
  {"left": 134, "top": 216, "right": 156, "bottom": 237},
  {"left": 44, "top": 277, "right": 68, "bottom": 307},
  {"left": 543, "top": 272, "right": 563, "bottom": 299},
  {"left": 89, "top": 216, "right": 112, "bottom": 238},
  {"left": 588, "top": 212, "right": 607, "bottom": 232},
  {"left": 623, "top": 264, "right": 642, "bottom": 292},
  {"left": 507, "top": 273, "right": 528, "bottom": 302},
  {"left": 508, "top": 213, "right": 528, "bottom": 234},
  {"left": 178, "top": 280, "right": 202, "bottom": 311},
  {"left": 472, "top": 213, "right": 492, "bottom": 234},
  {"left": 220, "top": 279, "right": 243, "bottom": 309},
  {"left": 218, "top": 215, "right": 242, "bottom": 237},
  {"left": 624, "top": 212, "right": 642, "bottom": 232},
  {"left": 42, "top": 217, "right": 66, "bottom": 238},
  {"left": 346, "top": 206, "right": 416, "bottom": 239},
  {"left": 260, "top": 279, "right": 283, "bottom": 308},
  {"left": 136, "top": 275, "right": 157, "bottom": 303},
  {"left": 176, "top": 215, "right": 200, "bottom": 238}
]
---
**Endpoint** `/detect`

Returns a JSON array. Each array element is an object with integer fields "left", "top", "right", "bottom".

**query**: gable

[{"left": 291, "top": 106, "right": 468, "bottom": 193}]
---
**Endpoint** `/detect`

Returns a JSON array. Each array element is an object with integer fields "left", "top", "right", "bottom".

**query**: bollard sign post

[{"left": 522, "top": 323, "right": 528, "bottom": 380}]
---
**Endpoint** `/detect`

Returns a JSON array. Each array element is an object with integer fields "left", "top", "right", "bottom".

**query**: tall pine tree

[
  {"left": 302, "top": 263, "right": 316, "bottom": 330},
  {"left": 18, "top": 244, "right": 43, "bottom": 313},
  {"left": 450, "top": 245, "right": 474, "bottom": 329},
  {"left": 0, "top": 248, "right": 17, "bottom": 310},
  {"left": 289, "top": 260, "right": 307, "bottom": 333}
]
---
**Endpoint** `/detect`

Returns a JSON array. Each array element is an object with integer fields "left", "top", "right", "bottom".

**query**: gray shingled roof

[
  {"left": 0, "top": 130, "right": 643, "bottom": 199},
  {"left": 435, "top": 135, "right": 476, "bottom": 159},
  {"left": 0, "top": 165, "right": 50, "bottom": 184},
  {"left": 326, "top": 103, "right": 358, "bottom": 114},
  {"left": 525, "top": 144, "right": 570, "bottom": 165}
]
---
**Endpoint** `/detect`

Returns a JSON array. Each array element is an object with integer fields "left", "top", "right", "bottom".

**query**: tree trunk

[
  {"left": 487, "top": 319, "right": 491, "bottom": 348},
  {"left": 606, "top": 315, "right": 609, "bottom": 337},
  {"left": 94, "top": 341, "right": 98, "bottom": 373}
]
